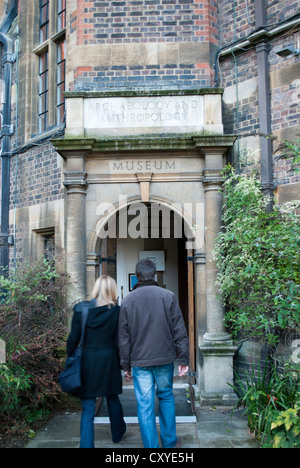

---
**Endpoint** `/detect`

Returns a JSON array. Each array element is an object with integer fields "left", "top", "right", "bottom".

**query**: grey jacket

[{"left": 118, "top": 283, "right": 189, "bottom": 370}]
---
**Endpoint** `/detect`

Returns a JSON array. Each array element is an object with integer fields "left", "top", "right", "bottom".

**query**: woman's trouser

[{"left": 80, "top": 395, "right": 125, "bottom": 448}]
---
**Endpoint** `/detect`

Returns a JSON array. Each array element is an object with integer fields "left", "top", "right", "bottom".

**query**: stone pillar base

[{"left": 199, "top": 339, "right": 238, "bottom": 407}]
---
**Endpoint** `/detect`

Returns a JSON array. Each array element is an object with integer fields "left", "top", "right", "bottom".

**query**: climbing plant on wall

[{"left": 214, "top": 167, "right": 300, "bottom": 345}]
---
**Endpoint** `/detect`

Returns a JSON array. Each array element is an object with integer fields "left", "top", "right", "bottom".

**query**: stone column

[
  {"left": 0, "top": 339, "right": 6, "bottom": 363},
  {"left": 199, "top": 149, "right": 238, "bottom": 406},
  {"left": 64, "top": 156, "right": 88, "bottom": 305},
  {"left": 86, "top": 253, "right": 100, "bottom": 299},
  {"left": 194, "top": 251, "right": 206, "bottom": 396}
]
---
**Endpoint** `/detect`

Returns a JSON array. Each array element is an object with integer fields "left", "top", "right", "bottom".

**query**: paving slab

[
  {"left": 26, "top": 378, "right": 259, "bottom": 449},
  {"left": 26, "top": 402, "right": 259, "bottom": 449}
]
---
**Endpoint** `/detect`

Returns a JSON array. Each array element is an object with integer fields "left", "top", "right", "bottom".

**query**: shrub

[
  {"left": 0, "top": 256, "right": 71, "bottom": 422},
  {"left": 214, "top": 167, "right": 300, "bottom": 345},
  {"left": 0, "top": 364, "right": 32, "bottom": 416},
  {"left": 215, "top": 163, "right": 300, "bottom": 447},
  {"left": 231, "top": 362, "right": 300, "bottom": 448},
  {"left": 268, "top": 403, "right": 300, "bottom": 448}
]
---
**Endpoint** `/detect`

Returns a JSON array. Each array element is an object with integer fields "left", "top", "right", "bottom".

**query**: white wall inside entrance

[{"left": 117, "top": 236, "right": 179, "bottom": 304}]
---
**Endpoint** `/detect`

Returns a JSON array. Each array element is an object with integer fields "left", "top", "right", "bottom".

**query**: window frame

[
  {"left": 38, "top": 51, "right": 49, "bottom": 133},
  {"left": 57, "top": 0, "right": 66, "bottom": 31},
  {"left": 39, "top": 0, "right": 50, "bottom": 43},
  {"left": 34, "top": 0, "right": 66, "bottom": 135},
  {"left": 56, "top": 38, "right": 66, "bottom": 125},
  {"left": 32, "top": 227, "right": 56, "bottom": 261}
]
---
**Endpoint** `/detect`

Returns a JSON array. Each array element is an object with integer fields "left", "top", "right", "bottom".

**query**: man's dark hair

[{"left": 135, "top": 259, "right": 156, "bottom": 282}]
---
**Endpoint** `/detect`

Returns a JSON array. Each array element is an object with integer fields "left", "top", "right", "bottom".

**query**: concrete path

[{"left": 26, "top": 384, "right": 259, "bottom": 449}]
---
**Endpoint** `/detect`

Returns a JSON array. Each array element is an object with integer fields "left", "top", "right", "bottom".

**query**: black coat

[{"left": 67, "top": 300, "right": 122, "bottom": 399}]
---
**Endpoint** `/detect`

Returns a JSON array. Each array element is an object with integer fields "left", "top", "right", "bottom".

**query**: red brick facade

[
  {"left": 0, "top": 0, "right": 299, "bottom": 267},
  {"left": 69, "top": 0, "right": 219, "bottom": 90}
]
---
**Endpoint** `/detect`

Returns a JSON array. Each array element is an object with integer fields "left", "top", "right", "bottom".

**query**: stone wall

[{"left": 8, "top": 143, "right": 65, "bottom": 265}]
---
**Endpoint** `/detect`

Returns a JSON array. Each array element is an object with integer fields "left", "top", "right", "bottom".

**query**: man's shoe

[{"left": 174, "top": 436, "right": 182, "bottom": 448}]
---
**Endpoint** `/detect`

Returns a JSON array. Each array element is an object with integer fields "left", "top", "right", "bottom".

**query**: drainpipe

[
  {"left": 254, "top": 0, "right": 275, "bottom": 207},
  {"left": 0, "top": 1, "right": 17, "bottom": 273}
]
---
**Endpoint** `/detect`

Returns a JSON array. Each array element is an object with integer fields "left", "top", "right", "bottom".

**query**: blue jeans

[
  {"left": 132, "top": 363, "right": 177, "bottom": 448},
  {"left": 80, "top": 396, "right": 126, "bottom": 448}
]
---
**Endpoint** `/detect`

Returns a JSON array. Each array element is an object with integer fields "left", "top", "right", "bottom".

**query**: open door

[{"left": 187, "top": 249, "right": 196, "bottom": 414}]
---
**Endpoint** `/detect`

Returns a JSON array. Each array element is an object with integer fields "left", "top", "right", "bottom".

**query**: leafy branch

[{"left": 214, "top": 166, "right": 300, "bottom": 345}]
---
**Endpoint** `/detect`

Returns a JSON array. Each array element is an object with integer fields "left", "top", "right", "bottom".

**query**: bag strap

[{"left": 78, "top": 305, "right": 89, "bottom": 348}]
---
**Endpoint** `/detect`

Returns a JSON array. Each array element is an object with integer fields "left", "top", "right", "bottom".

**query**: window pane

[
  {"left": 57, "top": 61, "right": 65, "bottom": 84},
  {"left": 40, "top": 24, "right": 48, "bottom": 43},
  {"left": 40, "top": 0, "right": 49, "bottom": 42},
  {"left": 43, "top": 232, "right": 55, "bottom": 261},
  {"left": 57, "top": 0, "right": 66, "bottom": 30},
  {"left": 39, "top": 52, "right": 49, "bottom": 132},
  {"left": 56, "top": 40, "right": 66, "bottom": 124}
]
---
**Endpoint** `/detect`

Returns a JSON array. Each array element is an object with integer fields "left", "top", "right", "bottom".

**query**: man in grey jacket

[{"left": 118, "top": 259, "right": 189, "bottom": 448}]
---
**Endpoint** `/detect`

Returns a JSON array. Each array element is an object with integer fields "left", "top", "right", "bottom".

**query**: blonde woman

[{"left": 67, "top": 276, "right": 126, "bottom": 448}]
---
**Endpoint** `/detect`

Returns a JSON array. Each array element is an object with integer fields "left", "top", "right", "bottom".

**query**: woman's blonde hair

[{"left": 91, "top": 275, "right": 118, "bottom": 306}]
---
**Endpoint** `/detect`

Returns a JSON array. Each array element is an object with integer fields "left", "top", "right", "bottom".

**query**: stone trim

[{"left": 52, "top": 135, "right": 236, "bottom": 157}]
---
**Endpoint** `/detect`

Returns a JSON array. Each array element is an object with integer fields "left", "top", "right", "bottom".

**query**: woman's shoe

[{"left": 113, "top": 422, "right": 127, "bottom": 444}]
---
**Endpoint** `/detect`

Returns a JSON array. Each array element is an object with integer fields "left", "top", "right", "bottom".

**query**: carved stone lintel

[{"left": 136, "top": 172, "right": 153, "bottom": 202}]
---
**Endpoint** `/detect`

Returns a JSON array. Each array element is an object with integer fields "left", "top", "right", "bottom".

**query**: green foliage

[
  {"left": 269, "top": 404, "right": 300, "bottom": 448},
  {"left": 214, "top": 167, "right": 300, "bottom": 345},
  {"left": 0, "top": 257, "right": 59, "bottom": 326},
  {"left": 0, "top": 363, "right": 32, "bottom": 415},
  {"left": 276, "top": 138, "right": 300, "bottom": 173},
  {"left": 232, "top": 362, "right": 300, "bottom": 447},
  {"left": 0, "top": 257, "right": 71, "bottom": 435}
]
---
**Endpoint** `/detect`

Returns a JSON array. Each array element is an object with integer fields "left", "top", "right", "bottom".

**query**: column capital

[
  {"left": 202, "top": 168, "right": 223, "bottom": 190},
  {"left": 64, "top": 171, "right": 89, "bottom": 195}
]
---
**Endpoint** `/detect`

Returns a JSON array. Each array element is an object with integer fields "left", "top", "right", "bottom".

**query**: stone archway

[{"left": 86, "top": 195, "right": 198, "bottom": 388}]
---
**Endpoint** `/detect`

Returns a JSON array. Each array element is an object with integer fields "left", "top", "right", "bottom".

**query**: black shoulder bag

[{"left": 59, "top": 306, "right": 89, "bottom": 395}]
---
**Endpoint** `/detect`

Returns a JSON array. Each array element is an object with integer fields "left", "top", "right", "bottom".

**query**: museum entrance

[
  {"left": 96, "top": 202, "right": 196, "bottom": 380},
  {"left": 55, "top": 89, "right": 237, "bottom": 407}
]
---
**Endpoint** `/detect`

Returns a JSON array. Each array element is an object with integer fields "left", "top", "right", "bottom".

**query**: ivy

[
  {"left": 276, "top": 138, "right": 300, "bottom": 173},
  {"left": 214, "top": 167, "right": 300, "bottom": 345}
]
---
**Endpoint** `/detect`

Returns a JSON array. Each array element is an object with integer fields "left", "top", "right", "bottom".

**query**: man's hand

[
  {"left": 124, "top": 370, "right": 133, "bottom": 382},
  {"left": 178, "top": 365, "right": 189, "bottom": 377}
]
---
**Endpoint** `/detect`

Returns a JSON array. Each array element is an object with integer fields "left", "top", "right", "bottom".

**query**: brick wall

[
  {"left": 219, "top": 0, "right": 300, "bottom": 185},
  {"left": 9, "top": 145, "right": 64, "bottom": 212},
  {"left": 68, "top": 0, "right": 219, "bottom": 90},
  {"left": 219, "top": 0, "right": 256, "bottom": 47},
  {"left": 71, "top": 0, "right": 219, "bottom": 46},
  {"left": 267, "top": 0, "right": 300, "bottom": 24},
  {"left": 1, "top": 0, "right": 299, "bottom": 267}
]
